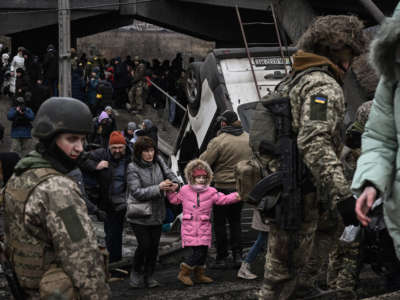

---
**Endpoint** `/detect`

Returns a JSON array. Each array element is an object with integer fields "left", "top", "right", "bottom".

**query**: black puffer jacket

[{"left": 80, "top": 147, "right": 132, "bottom": 212}]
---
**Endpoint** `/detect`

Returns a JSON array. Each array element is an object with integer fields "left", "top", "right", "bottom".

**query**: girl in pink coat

[{"left": 168, "top": 159, "right": 241, "bottom": 286}]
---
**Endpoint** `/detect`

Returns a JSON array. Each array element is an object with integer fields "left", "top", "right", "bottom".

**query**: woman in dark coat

[
  {"left": 126, "top": 136, "right": 179, "bottom": 288},
  {"left": 71, "top": 68, "right": 86, "bottom": 102}
]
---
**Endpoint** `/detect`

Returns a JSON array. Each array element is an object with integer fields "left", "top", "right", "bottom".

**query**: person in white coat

[{"left": 10, "top": 47, "right": 25, "bottom": 73}]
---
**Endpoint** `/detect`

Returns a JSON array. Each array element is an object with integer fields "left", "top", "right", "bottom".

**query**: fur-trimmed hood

[
  {"left": 184, "top": 159, "right": 213, "bottom": 185},
  {"left": 352, "top": 52, "right": 379, "bottom": 100},
  {"left": 370, "top": 10, "right": 400, "bottom": 79}
]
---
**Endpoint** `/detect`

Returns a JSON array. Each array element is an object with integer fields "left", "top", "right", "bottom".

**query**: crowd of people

[
  {"left": 0, "top": 44, "right": 192, "bottom": 162},
  {"left": 0, "top": 44, "right": 189, "bottom": 135},
  {"left": 2, "top": 6, "right": 400, "bottom": 300}
]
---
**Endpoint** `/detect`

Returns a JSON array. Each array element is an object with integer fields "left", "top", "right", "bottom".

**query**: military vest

[{"left": 3, "top": 168, "right": 62, "bottom": 289}]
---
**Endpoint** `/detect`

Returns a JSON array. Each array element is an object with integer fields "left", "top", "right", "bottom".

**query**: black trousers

[
  {"left": 186, "top": 246, "right": 208, "bottom": 267},
  {"left": 113, "top": 87, "right": 128, "bottom": 108},
  {"left": 104, "top": 209, "right": 126, "bottom": 263},
  {"left": 213, "top": 188, "right": 243, "bottom": 260},
  {"left": 131, "top": 223, "right": 162, "bottom": 275}
]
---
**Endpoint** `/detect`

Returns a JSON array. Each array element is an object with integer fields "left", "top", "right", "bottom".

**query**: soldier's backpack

[
  {"left": 235, "top": 66, "right": 332, "bottom": 207},
  {"left": 234, "top": 98, "right": 281, "bottom": 208}
]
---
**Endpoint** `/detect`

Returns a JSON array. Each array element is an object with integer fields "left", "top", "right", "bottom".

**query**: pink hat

[{"left": 193, "top": 168, "right": 207, "bottom": 177}]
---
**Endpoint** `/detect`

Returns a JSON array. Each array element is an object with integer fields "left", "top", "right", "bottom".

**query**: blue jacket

[
  {"left": 87, "top": 78, "right": 99, "bottom": 105},
  {"left": 7, "top": 107, "right": 34, "bottom": 138}
]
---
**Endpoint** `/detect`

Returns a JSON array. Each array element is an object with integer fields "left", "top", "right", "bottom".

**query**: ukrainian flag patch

[
  {"left": 310, "top": 94, "right": 328, "bottom": 121},
  {"left": 314, "top": 96, "right": 327, "bottom": 104}
]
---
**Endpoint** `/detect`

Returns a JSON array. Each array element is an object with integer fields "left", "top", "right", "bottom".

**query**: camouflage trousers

[
  {"left": 327, "top": 237, "right": 360, "bottom": 294},
  {"left": 258, "top": 195, "right": 360, "bottom": 300},
  {"left": 300, "top": 210, "right": 360, "bottom": 299},
  {"left": 128, "top": 84, "right": 144, "bottom": 111},
  {"left": 258, "top": 193, "right": 319, "bottom": 300},
  {"left": 298, "top": 209, "right": 340, "bottom": 289}
]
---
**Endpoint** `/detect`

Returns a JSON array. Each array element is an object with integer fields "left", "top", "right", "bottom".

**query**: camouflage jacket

[
  {"left": 3, "top": 152, "right": 110, "bottom": 299},
  {"left": 278, "top": 51, "right": 352, "bottom": 206},
  {"left": 342, "top": 100, "right": 373, "bottom": 180}
]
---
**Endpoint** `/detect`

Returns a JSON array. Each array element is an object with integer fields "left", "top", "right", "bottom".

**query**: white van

[{"left": 171, "top": 47, "right": 296, "bottom": 179}]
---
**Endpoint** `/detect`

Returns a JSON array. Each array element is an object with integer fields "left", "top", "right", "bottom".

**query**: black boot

[
  {"left": 146, "top": 273, "right": 160, "bottom": 288},
  {"left": 145, "top": 264, "right": 160, "bottom": 288},
  {"left": 129, "top": 268, "right": 145, "bottom": 288}
]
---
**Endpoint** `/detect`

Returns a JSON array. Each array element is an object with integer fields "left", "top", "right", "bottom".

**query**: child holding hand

[{"left": 167, "top": 159, "right": 241, "bottom": 286}]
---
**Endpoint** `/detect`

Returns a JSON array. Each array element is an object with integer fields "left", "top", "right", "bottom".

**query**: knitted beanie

[{"left": 109, "top": 131, "right": 126, "bottom": 145}]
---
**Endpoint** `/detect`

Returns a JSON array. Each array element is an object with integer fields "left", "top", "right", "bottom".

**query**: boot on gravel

[
  {"left": 129, "top": 270, "right": 145, "bottom": 288},
  {"left": 178, "top": 262, "right": 194, "bottom": 286},
  {"left": 194, "top": 266, "right": 213, "bottom": 283},
  {"left": 146, "top": 274, "right": 160, "bottom": 288},
  {"left": 237, "top": 261, "right": 257, "bottom": 280}
]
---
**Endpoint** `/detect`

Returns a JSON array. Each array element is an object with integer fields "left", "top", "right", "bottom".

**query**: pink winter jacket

[{"left": 168, "top": 185, "right": 240, "bottom": 248}]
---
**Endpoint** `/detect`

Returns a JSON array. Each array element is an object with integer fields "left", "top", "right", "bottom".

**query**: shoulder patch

[
  {"left": 58, "top": 206, "right": 87, "bottom": 243},
  {"left": 310, "top": 94, "right": 328, "bottom": 121}
]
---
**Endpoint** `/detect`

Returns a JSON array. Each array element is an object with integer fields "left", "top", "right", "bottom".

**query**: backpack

[{"left": 235, "top": 67, "right": 332, "bottom": 208}]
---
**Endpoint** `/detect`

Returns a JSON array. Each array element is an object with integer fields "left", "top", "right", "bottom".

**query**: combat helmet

[
  {"left": 32, "top": 97, "right": 93, "bottom": 140},
  {"left": 297, "top": 15, "right": 366, "bottom": 64}
]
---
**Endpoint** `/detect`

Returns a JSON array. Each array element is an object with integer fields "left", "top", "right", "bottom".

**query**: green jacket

[{"left": 351, "top": 9, "right": 400, "bottom": 259}]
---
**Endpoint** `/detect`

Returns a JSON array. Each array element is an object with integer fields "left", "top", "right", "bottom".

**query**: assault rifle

[
  {"left": 247, "top": 97, "right": 303, "bottom": 231},
  {"left": 0, "top": 241, "right": 25, "bottom": 300}
]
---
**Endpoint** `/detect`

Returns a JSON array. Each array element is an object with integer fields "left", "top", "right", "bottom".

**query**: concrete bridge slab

[{"left": 0, "top": 0, "right": 118, "bottom": 10}]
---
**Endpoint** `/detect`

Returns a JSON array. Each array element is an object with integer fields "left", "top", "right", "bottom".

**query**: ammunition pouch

[
  {"left": 256, "top": 190, "right": 281, "bottom": 222},
  {"left": 39, "top": 265, "right": 78, "bottom": 300},
  {"left": 235, "top": 159, "right": 263, "bottom": 205}
]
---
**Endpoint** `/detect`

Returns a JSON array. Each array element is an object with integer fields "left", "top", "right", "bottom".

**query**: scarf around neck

[
  {"left": 220, "top": 125, "right": 243, "bottom": 136},
  {"left": 190, "top": 184, "right": 209, "bottom": 193}
]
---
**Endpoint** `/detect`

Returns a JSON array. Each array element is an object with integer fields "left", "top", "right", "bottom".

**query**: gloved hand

[
  {"left": 95, "top": 209, "right": 108, "bottom": 222},
  {"left": 344, "top": 129, "right": 361, "bottom": 149},
  {"left": 337, "top": 196, "right": 358, "bottom": 226}
]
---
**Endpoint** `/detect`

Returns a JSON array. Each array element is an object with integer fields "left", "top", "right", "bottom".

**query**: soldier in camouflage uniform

[
  {"left": 133, "top": 55, "right": 140, "bottom": 71},
  {"left": 301, "top": 52, "right": 379, "bottom": 297},
  {"left": 128, "top": 63, "right": 146, "bottom": 113},
  {"left": 257, "top": 15, "right": 366, "bottom": 299},
  {"left": 3, "top": 97, "right": 110, "bottom": 299}
]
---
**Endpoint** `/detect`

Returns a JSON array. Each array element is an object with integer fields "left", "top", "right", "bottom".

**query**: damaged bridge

[{"left": 0, "top": 0, "right": 398, "bottom": 54}]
